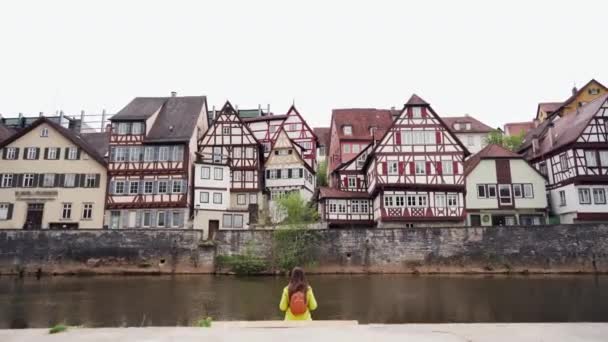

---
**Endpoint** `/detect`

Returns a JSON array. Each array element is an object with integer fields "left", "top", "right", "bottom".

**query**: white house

[
  {"left": 443, "top": 115, "right": 494, "bottom": 155},
  {"left": 464, "top": 144, "right": 548, "bottom": 226}
]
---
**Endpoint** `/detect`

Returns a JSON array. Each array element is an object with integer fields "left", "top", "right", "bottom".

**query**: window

[
  {"left": 328, "top": 202, "right": 337, "bottom": 213},
  {"left": 48, "top": 148, "right": 58, "bottom": 160},
  {"left": 234, "top": 171, "right": 243, "bottom": 182},
  {"left": 85, "top": 174, "right": 96, "bottom": 188},
  {"left": 539, "top": 162, "right": 547, "bottom": 176},
  {"left": 201, "top": 167, "right": 210, "bottom": 179},
  {"left": 435, "top": 194, "right": 446, "bottom": 207},
  {"left": 213, "top": 193, "right": 222, "bottom": 204},
  {"left": 353, "top": 144, "right": 360, "bottom": 154},
  {"left": 131, "top": 122, "right": 144, "bottom": 135},
  {"left": 117, "top": 123, "right": 130, "bottom": 135},
  {"left": 263, "top": 142, "right": 271, "bottom": 153},
  {"left": 560, "top": 153, "right": 568, "bottom": 169},
  {"left": 425, "top": 131, "right": 434, "bottom": 144},
  {"left": 415, "top": 161, "right": 426, "bottom": 175},
  {"left": 498, "top": 184, "right": 512, "bottom": 204},
  {"left": 360, "top": 201, "right": 369, "bottom": 213},
  {"left": 172, "top": 180, "right": 183, "bottom": 193},
  {"left": 41, "top": 127, "right": 49, "bottom": 137},
  {"left": 249, "top": 193, "right": 257, "bottom": 204},
  {"left": 388, "top": 161, "right": 398, "bottom": 175},
  {"left": 115, "top": 147, "right": 127, "bottom": 162},
  {"left": 62, "top": 203, "right": 72, "bottom": 219},
  {"left": 447, "top": 194, "right": 458, "bottom": 207},
  {"left": 559, "top": 190, "right": 566, "bottom": 206},
  {"left": 233, "top": 215, "right": 243, "bottom": 228},
  {"left": 158, "top": 147, "right": 169, "bottom": 161},
  {"left": 26, "top": 147, "right": 37, "bottom": 160},
  {"left": 67, "top": 147, "right": 78, "bottom": 160},
  {"left": 129, "top": 181, "right": 139, "bottom": 194},
  {"left": 412, "top": 107, "right": 422, "bottom": 118},
  {"left": 172, "top": 146, "right": 184, "bottom": 161},
  {"left": 142, "top": 211, "right": 151, "bottom": 227},
  {"left": 246, "top": 171, "right": 254, "bottom": 182},
  {"left": 171, "top": 212, "right": 181, "bottom": 228},
  {"left": 129, "top": 147, "right": 142, "bottom": 162},
  {"left": 222, "top": 126, "right": 231, "bottom": 135},
  {"left": 5, "top": 147, "right": 17, "bottom": 160},
  {"left": 477, "top": 184, "right": 486, "bottom": 198},
  {"left": 513, "top": 184, "right": 523, "bottom": 198},
  {"left": 351, "top": 200, "right": 360, "bottom": 213},
  {"left": 64, "top": 174, "right": 76, "bottom": 187},
  {"left": 213, "top": 147, "right": 222, "bottom": 163},
  {"left": 412, "top": 131, "right": 425, "bottom": 144},
  {"left": 144, "top": 181, "right": 154, "bottom": 194},
  {"left": 42, "top": 174, "right": 55, "bottom": 187},
  {"left": 384, "top": 195, "right": 394, "bottom": 207},
  {"left": 348, "top": 177, "right": 356, "bottom": 188},
  {"left": 395, "top": 196, "right": 405, "bottom": 207},
  {"left": 488, "top": 185, "right": 497, "bottom": 198},
  {"left": 600, "top": 151, "right": 608, "bottom": 167},
  {"left": 82, "top": 203, "right": 93, "bottom": 220},
  {"left": 338, "top": 202, "right": 346, "bottom": 213},
  {"left": 233, "top": 147, "right": 242, "bottom": 158},
  {"left": 144, "top": 147, "right": 155, "bottom": 161},
  {"left": 246, "top": 147, "right": 254, "bottom": 159},
  {"left": 223, "top": 214, "right": 232, "bottom": 228},
  {"left": 402, "top": 131, "right": 412, "bottom": 145},
  {"left": 343, "top": 125, "right": 352, "bottom": 135},
  {"left": 454, "top": 123, "right": 461, "bottom": 130},
  {"left": 442, "top": 161, "right": 453, "bottom": 175},
  {"left": 214, "top": 168, "right": 223, "bottom": 180},
  {"left": 343, "top": 144, "right": 351, "bottom": 153},
  {"left": 579, "top": 188, "right": 591, "bottom": 204},
  {"left": 589, "top": 88, "right": 600, "bottom": 95},
  {"left": 157, "top": 212, "right": 166, "bottom": 227},
  {"left": 23, "top": 174, "right": 35, "bottom": 187},
  {"left": 237, "top": 194, "right": 246, "bottom": 205},
  {"left": 157, "top": 180, "right": 168, "bottom": 194},
  {"left": 0, "top": 203, "right": 9, "bottom": 220},
  {"left": 465, "top": 123, "right": 471, "bottom": 130},
  {"left": 281, "top": 169, "right": 288, "bottom": 179},
  {"left": 466, "top": 135, "right": 474, "bottom": 147},
  {"left": 585, "top": 151, "right": 598, "bottom": 167},
  {"left": 593, "top": 188, "right": 606, "bottom": 204},
  {"left": 1, "top": 174, "right": 13, "bottom": 187},
  {"left": 200, "top": 192, "right": 209, "bottom": 203},
  {"left": 270, "top": 125, "right": 278, "bottom": 133},
  {"left": 523, "top": 184, "right": 533, "bottom": 198}
]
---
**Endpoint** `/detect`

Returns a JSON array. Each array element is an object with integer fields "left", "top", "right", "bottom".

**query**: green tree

[
  {"left": 276, "top": 192, "right": 319, "bottom": 225},
  {"left": 316, "top": 159, "right": 328, "bottom": 187},
  {"left": 484, "top": 130, "right": 524, "bottom": 152}
]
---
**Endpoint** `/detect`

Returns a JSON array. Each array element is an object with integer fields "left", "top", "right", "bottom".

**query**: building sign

[{"left": 15, "top": 190, "right": 58, "bottom": 201}]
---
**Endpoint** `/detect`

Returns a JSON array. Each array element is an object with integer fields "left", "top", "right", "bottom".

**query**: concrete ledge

[{"left": 212, "top": 320, "right": 359, "bottom": 328}]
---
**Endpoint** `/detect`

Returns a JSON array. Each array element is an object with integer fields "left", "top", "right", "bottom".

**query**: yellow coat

[{"left": 279, "top": 286, "right": 318, "bottom": 321}]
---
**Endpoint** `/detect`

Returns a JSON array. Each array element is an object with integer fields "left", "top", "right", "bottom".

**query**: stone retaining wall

[{"left": 1, "top": 224, "right": 607, "bottom": 275}]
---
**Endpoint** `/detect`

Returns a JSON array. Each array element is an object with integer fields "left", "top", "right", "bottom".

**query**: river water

[{"left": 1, "top": 274, "right": 607, "bottom": 328}]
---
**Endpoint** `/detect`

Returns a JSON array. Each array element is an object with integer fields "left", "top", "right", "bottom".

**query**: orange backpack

[{"left": 289, "top": 291, "right": 307, "bottom": 315}]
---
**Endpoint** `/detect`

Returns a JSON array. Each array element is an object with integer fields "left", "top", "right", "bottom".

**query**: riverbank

[
  {"left": 1, "top": 224, "right": 607, "bottom": 275},
  {"left": 1, "top": 323, "right": 607, "bottom": 341}
]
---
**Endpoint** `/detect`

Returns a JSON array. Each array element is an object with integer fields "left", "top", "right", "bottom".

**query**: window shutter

[
  {"left": 266, "top": 170, "right": 270, "bottom": 179},
  {"left": 135, "top": 211, "right": 142, "bottom": 228},
  {"left": 166, "top": 211, "right": 172, "bottom": 228},
  {"left": 299, "top": 168, "right": 304, "bottom": 178},
  {"left": 357, "top": 178, "right": 361, "bottom": 188},
  {"left": 35, "top": 147, "right": 40, "bottom": 159},
  {"left": 382, "top": 162, "right": 388, "bottom": 175},
  {"left": 44, "top": 148, "right": 49, "bottom": 160},
  {"left": 76, "top": 148, "right": 81, "bottom": 159},
  {"left": 55, "top": 174, "right": 61, "bottom": 187},
  {"left": 182, "top": 180, "right": 187, "bottom": 193},
  {"left": 37, "top": 174, "right": 44, "bottom": 187},
  {"left": 435, "top": 131, "right": 442, "bottom": 144},
  {"left": 343, "top": 177, "right": 348, "bottom": 187},
  {"left": 153, "top": 180, "right": 158, "bottom": 194},
  {"left": 124, "top": 180, "right": 130, "bottom": 194},
  {"left": 398, "top": 162, "right": 405, "bottom": 175},
  {"left": 110, "top": 147, "right": 116, "bottom": 162},
  {"left": 32, "top": 174, "right": 39, "bottom": 187},
  {"left": 120, "top": 210, "right": 128, "bottom": 228},
  {"left": 1, "top": 148, "right": 5, "bottom": 159},
  {"left": 406, "top": 108, "right": 412, "bottom": 118},
  {"left": 421, "top": 107, "right": 428, "bottom": 118},
  {"left": 150, "top": 210, "right": 157, "bottom": 227},
  {"left": 409, "top": 162, "right": 415, "bottom": 174},
  {"left": 15, "top": 174, "right": 22, "bottom": 187},
  {"left": 95, "top": 174, "right": 100, "bottom": 188},
  {"left": 23, "top": 148, "right": 28, "bottom": 159},
  {"left": 288, "top": 169, "right": 292, "bottom": 178},
  {"left": 453, "top": 161, "right": 459, "bottom": 174},
  {"left": 277, "top": 170, "right": 281, "bottom": 178},
  {"left": 80, "top": 174, "right": 86, "bottom": 187},
  {"left": 64, "top": 147, "right": 69, "bottom": 159},
  {"left": 7, "top": 204, "right": 13, "bottom": 219},
  {"left": 55, "top": 148, "right": 60, "bottom": 159},
  {"left": 139, "top": 180, "right": 144, "bottom": 194},
  {"left": 426, "top": 162, "right": 431, "bottom": 174},
  {"left": 74, "top": 174, "right": 80, "bottom": 187},
  {"left": 109, "top": 180, "right": 115, "bottom": 194},
  {"left": 395, "top": 132, "right": 401, "bottom": 145},
  {"left": 436, "top": 162, "right": 443, "bottom": 175}
]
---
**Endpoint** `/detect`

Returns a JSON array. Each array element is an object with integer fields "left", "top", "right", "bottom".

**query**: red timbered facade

[
  {"left": 194, "top": 102, "right": 264, "bottom": 236},
  {"left": 106, "top": 95, "right": 208, "bottom": 229},
  {"left": 318, "top": 94, "right": 470, "bottom": 227},
  {"left": 520, "top": 94, "right": 608, "bottom": 223}
]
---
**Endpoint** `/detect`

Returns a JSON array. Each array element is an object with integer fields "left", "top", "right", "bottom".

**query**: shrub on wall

[{"left": 271, "top": 226, "right": 321, "bottom": 272}]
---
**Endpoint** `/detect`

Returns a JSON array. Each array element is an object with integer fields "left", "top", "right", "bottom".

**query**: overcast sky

[{"left": 1, "top": 0, "right": 606, "bottom": 129}]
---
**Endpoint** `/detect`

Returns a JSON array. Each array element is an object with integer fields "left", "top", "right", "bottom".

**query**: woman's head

[{"left": 288, "top": 267, "right": 308, "bottom": 298}]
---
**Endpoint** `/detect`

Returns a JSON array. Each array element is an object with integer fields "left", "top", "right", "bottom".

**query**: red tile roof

[
  {"left": 331, "top": 108, "right": 394, "bottom": 141},
  {"left": 313, "top": 127, "right": 330, "bottom": 147},
  {"left": 0, "top": 123, "right": 15, "bottom": 143},
  {"left": 464, "top": 144, "right": 522, "bottom": 175},
  {"left": 405, "top": 94, "right": 429, "bottom": 106},
  {"left": 442, "top": 115, "right": 494, "bottom": 133},
  {"left": 503, "top": 121, "right": 535, "bottom": 136},
  {"left": 318, "top": 187, "right": 370, "bottom": 199}
]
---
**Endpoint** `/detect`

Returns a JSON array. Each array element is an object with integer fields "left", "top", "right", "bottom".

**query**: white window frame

[
  {"left": 158, "top": 147, "right": 169, "bottom": 162},
  {"left": 477, "top": 184, "right": 486, "bottom": 198},
  {"left": 129, "top": 181, "right": 139, "bottom": 194},
  {"left": 40, "top": 127, "right": 49, "bottom": 137},
  {"left": 26, "top": 147, "right": 37, "bottom": 160},
  {"left": 343, "top": 125, "right": 352, "bottom": 135},
  {"left": 157, "top": 212, "right": 166, "bottom": 227},
  {"left": 222, "top": 126, "right": 231, "bottom": 135},
  {"left": 82, "top": 203, "right": 93, "bottom": 220},
  {"left": 513, "top": 184, "right": 523, "bottom": 198},
  {"left": 214, "top": 167, "right": 223, "bottom": 180},
  {"left": 1, "top": 174, "right": 13, "bottom": 188},
  {"left": 498, "top": 184, "right": 512, "bottom": 205},
  {"left": 585, "top": 151, "right": 598, "bottom": 167},
  {"left": 64, "top": 174, "right": 76, "bottom": 188},
  {"left": 171, "top": 211, "right": 181, "bottom": 228},
  {"left": 6, "top": 147, "right": 17, "bottom": 160},
  {"left": 488, "top": 184, "right": 497, "bottom": 198},
  {"left": 67, "top": 147, "right": 78, "bottom": 160},
  {"left": 62, "top": 203, "right": 72, "bottom": 220},
  {"left": 559, "top": 190, "right": 566, "bottom": 206},
  {"left": 117, "top": 122, "right": 130, "bottom": 135},
  {"left": 157, "top": 180, "right": 168, "bottom": 194},
  {"left": 337, "top": 202, "right": 346, "bottom": 213},
  {"left": 233, "top": 214, "right": 243, "bottom": 228},
  {"left": 172, "top": 180, "right": 182, "bottom": 193},
  {"left": 223, "top": 214, "right": 232, "bottom": 228},
  {"left": 348, "top": 176, "right": 356, "bottom": 188},
  {"left": 435, "top": 194, "right": 446, "bottom": 207},
  {"left": 0, "top": 203, "right": 9, "bottom": 220},
  {"left": 593, "top": 188, "right": 606, "bottom": 204},
  {"left": 143, "top": 181, "right": 154, "bottom": 194},
  {"left": 131, "top": 122, "right": 144, "bottom": 135},
  {"left": 343, "top": 144, "right": 350, "bottom": 153},
  {"left": 249, "top": 193, "right": 257, "bottom": 204},
  {"left": 578, "top": 188, "right": 591, "bottom": 204},
  {"left": 200, "top": 192, "right": 209, "bottom": 203},
  {"left": 142, "top": 211, "right": 152, "bottom": 227},
  {"left": 415, "top": 161, "right": 426, "bottom": 175},
  {"left": 447, "top": 194, "right": 458, "bottom": 207},
  {"left": 523, "top": 184, "right": 533, "bottom": 198},
  {"left": 201, "top": 167, "right": 210, "bottom": 179},
  {"left": 237, "top": 194, "right": 246, "bottom": 205},
  {"left": 442, "top": 160, "right": 453, "bottom": 175},
  {"left": 213, "top": 147, "right": 222, "bottom": 163},
  {"left": 23, "top": 174, "right": 35, "bottom": 187},
  {"left": 384, "top": 195, "right": 394, "bottom": 207},
  {"left": 388, "top": 161, "right": 398, "bottom": 175},
  {"left": 560, "top": 153, "right": 568, "bottom": 170},
  {"left": 213, "top": 192, "right": 222, "bottom": 204},
  {"left": 144, "top": 147, "right": 155, "bottom": 162},
  {"left": 48, "top": 148, "right": 58, "bottom": 160},
  {"left": 129, "top": 147, "right": 142, "bottom": 162},
  {"left": 353, "top": 144, "right": 360, "bottom": 154},
  {"left": 412, "top": 107, "right": 422, "bottom": 118},
  {"left": 85, "top": 174, "right": 96, "bottom": 188}
]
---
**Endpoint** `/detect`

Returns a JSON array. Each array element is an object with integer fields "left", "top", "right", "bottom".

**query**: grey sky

[{"left": 1, "top": 0, "right": 606, "bottom": 129}]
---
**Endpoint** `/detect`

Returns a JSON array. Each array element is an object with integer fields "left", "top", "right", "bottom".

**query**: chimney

[
  {"left": 258, "top": 104, "right": 262, "bottom": 116},
  {"left": 572, "top": 86, "right": 578, "bottom": 96},
  {"left": 235, "top": 105, "right": 239, "bottom": 111},
  {"left": 171, "top": 91, "right": 177, "bottom": 97},
  {"left": 38, "top": 112, "right": 43, "bottom": 117},
  {"left": 267, "top": 104, "right": 271, "bottom": 116},
  {"left": 547, "top": 121, "right": 555, "bottom": 147},
  {"left": 212, "top": 105, "right": 216, "bottom": 120},
  {"left": 532, "top": 135, "right": 538, "bottom": 155},
  {"left": 80, "top": 110, "right": 85, "bottom": 133},
  {"left": 101, "top": 109, "right": 107, "bottom": 132}
]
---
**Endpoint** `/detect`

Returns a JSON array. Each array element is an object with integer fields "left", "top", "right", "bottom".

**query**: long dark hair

[{"left": 287, "top": 267, "right": 309, "bottom": 299}]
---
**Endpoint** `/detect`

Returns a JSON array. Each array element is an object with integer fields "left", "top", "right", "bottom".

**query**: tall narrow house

[
  {"left": 520, "top": 94, "right": 608, "bottom": 223},
  {"left": 106, "top": 94, "right": 208, "bottom": 229},
  {"left": 194, "top": 102, "right": 264, "bottom": 238}
]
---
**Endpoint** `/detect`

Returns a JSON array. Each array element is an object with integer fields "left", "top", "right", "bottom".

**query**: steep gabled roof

[
  {"left": 198, "top": 101, "right": 261, "bottom": 147},
  {"left": 331, "top": 108, "right": 394, "bottom": 141},
  {"left": 535, "top": 102, "right": 563, "bottom": 120},
  {"left": 313, "top": 127, "right": 330, "bottom": 147},
  {"left": 443, "top": 115, "right": 494, "bottom": 134},
  {"left": 464, "top": 144, "right": 521, "bottom": 175},
  {"left": 81, "top": 132, "right": 110, "bottom": 158},
  {"left": 0, "top": 117, "right": 107, "bottom": 166},
  {"left": 112, "top": 97, "right": 167, "bottom": 120},
  {"left": 553, "top": 79, "right": 608, "bottom": 116},
  {"left": 265, "top": 127, "right": 314, "bottom": 173},
  {"left": 0, "top": 123, "right": 15, "bottom": 143},
  {"left": 277, "top": 105, "right": 318, "bottom": 144},
  {"left": 333, "top": 143, "right": 372, "bottom": 174}
]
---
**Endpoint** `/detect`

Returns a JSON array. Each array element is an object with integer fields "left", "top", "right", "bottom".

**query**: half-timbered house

[
  {"left": 464, "top": 144, "right": 548, "bottom": 226},
  {"left": 195, "top": 102, "right": 264, "bottom": 238},
  {"left": 106, "top": 94, "right": 208, "bottom": 229},
  {"left": 265, "top": 128, "right": 316, "bottom": 222},
  {"left": 520, "top": 93, "right": 608, "bottom": 223}
]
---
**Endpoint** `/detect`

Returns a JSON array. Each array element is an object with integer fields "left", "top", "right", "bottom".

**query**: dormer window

[
  {"left": 131, "top": 122, "right": 144, "bottom": 135},
  {"left": 117, "top": 122, "right": 130, "bottom": 135},
  {"left": 222, "top": 126, "right": 231, "bottom": 135},
  {"left": 465, "top": 123, "right": 471, "bottom": 130},
  {"left": 454, "top": 123, "right": 461, "bottom": 130},
  {"left": 343, "top": 125, "right": 352, "bottom": 135},
  {"left": 589, "top": 88, "right": 600, "bottom": 95},
  {"left": 369, "top": 126, "right": 377, "bottom": 135},
  {"left": 412, "top": 107, "right": 422, "bottom": 118},
  {"left": 40, "top": 128, "right": 49, "bottom": 137}
]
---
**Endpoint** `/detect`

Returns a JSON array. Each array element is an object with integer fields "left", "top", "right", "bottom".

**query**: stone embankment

[{"left": 1, "top": 224, "right": 607, "bottom": 275}]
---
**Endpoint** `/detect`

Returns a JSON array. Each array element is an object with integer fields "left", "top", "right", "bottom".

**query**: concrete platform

[{"left": 1, "top": 323, "right": 606, "bottom": 341}]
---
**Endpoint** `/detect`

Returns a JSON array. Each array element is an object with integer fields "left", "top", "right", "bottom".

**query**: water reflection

[{"left": 0, "top": 274, "right": 607, "bottom": 328}]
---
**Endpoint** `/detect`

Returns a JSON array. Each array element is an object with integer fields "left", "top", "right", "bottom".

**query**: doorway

[
  {"left": 208, "top": 220, "right": 219, "bottom": 240},
  {"left": 24, "top": 203, "right": 44, "bottom": 230}
]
